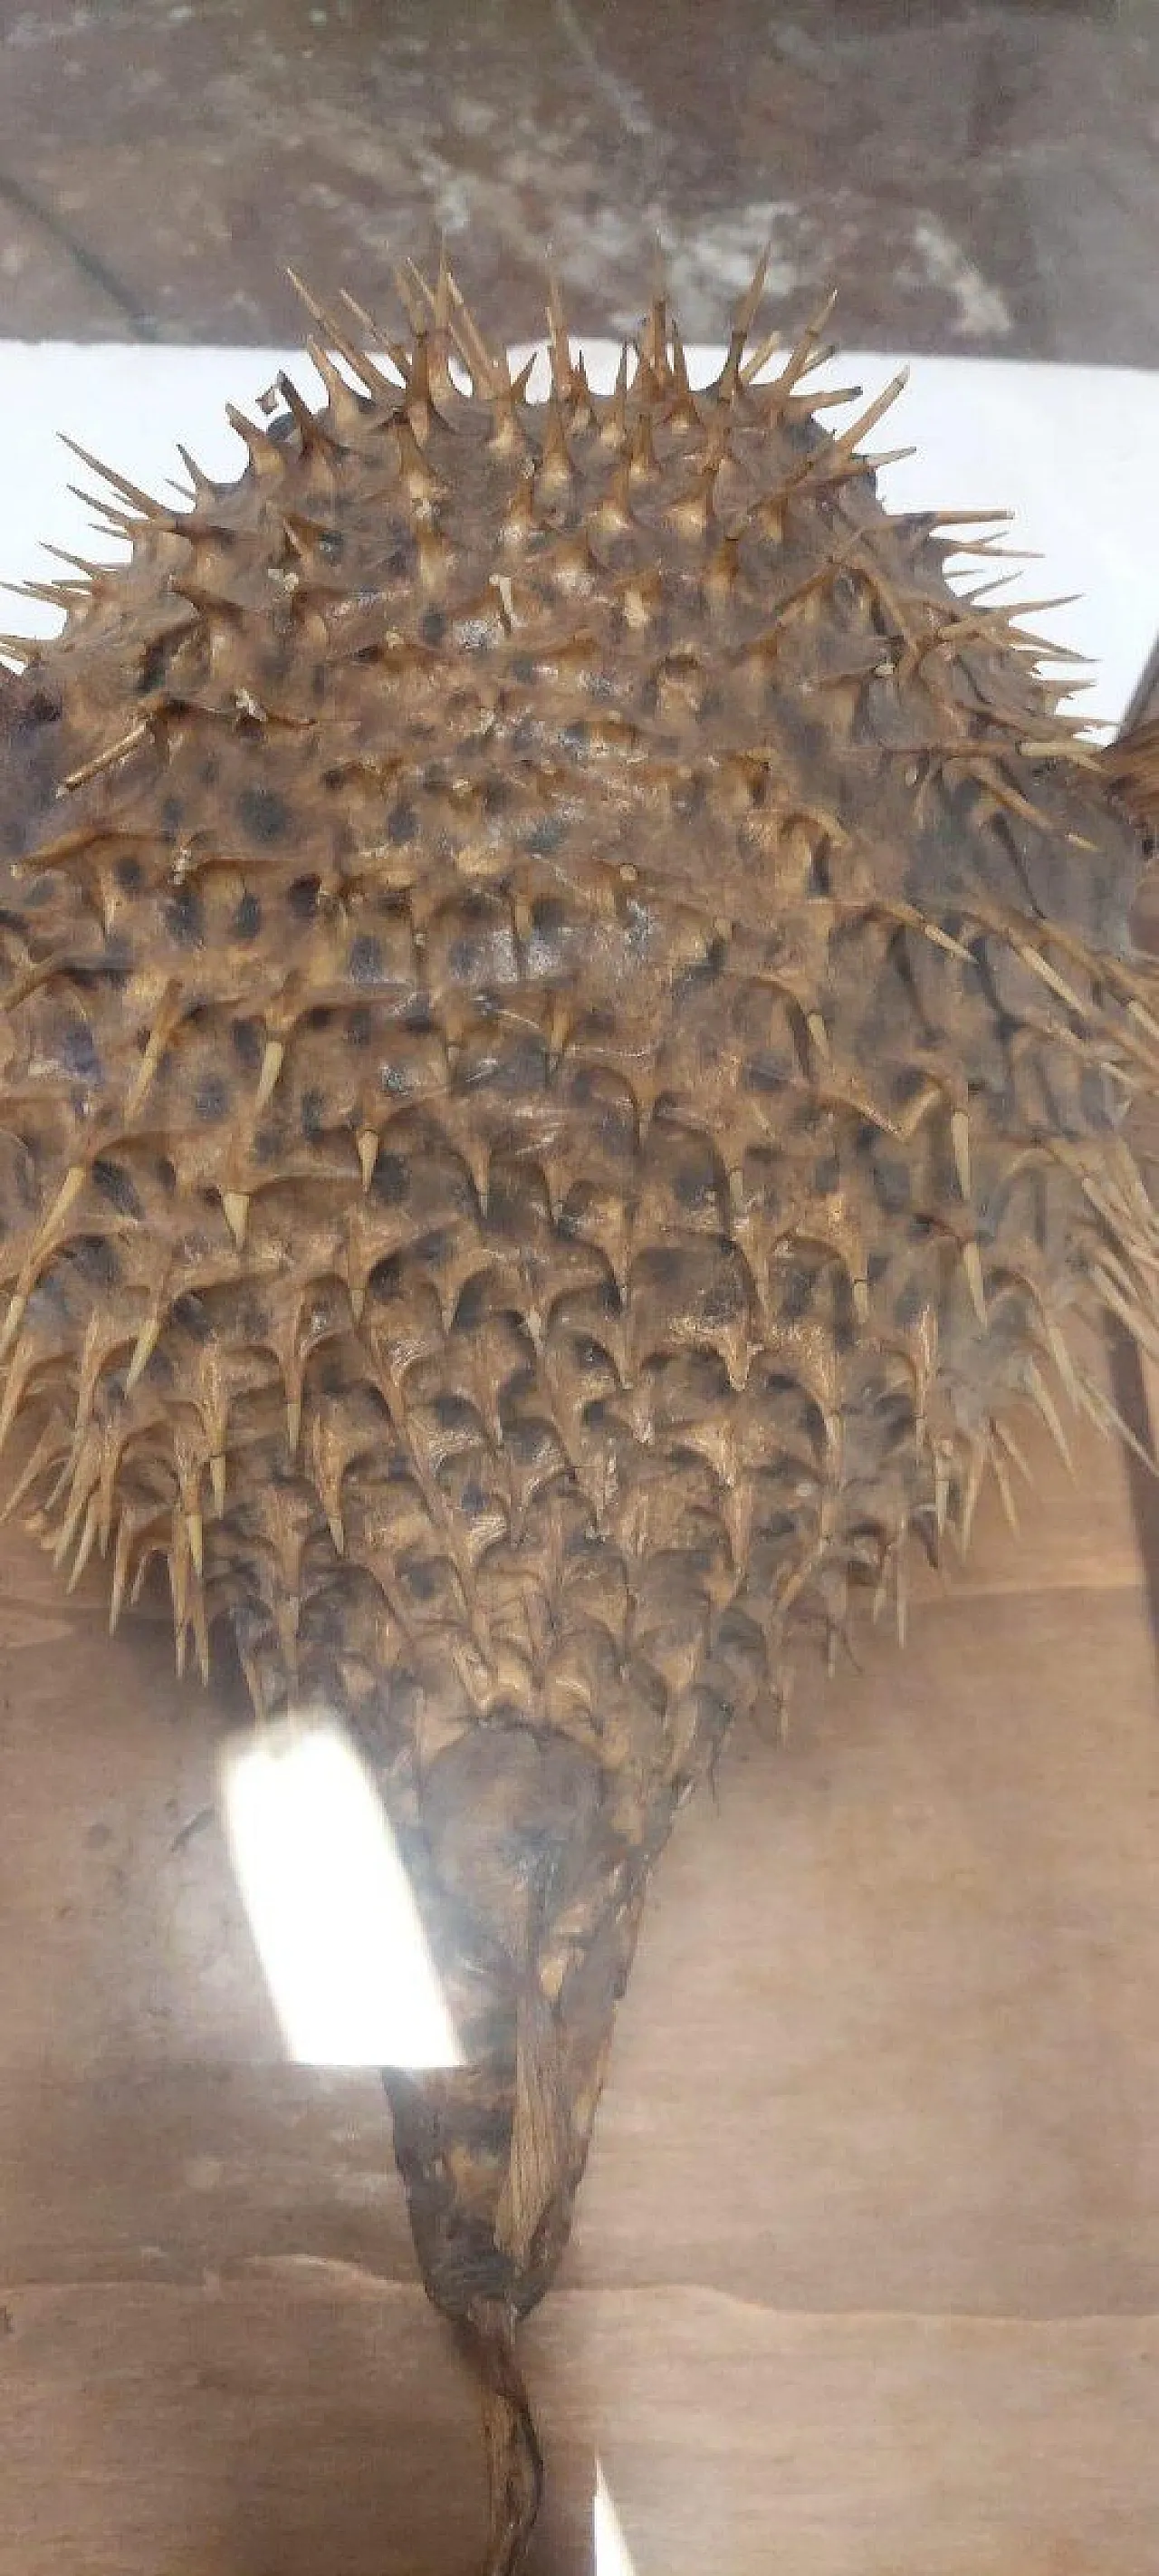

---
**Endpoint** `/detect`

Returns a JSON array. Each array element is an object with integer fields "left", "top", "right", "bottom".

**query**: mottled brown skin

[
  {"left": 0, "top": 664, "right": 66, "bottom": 870},
  {"left": 0, "top": 266, "right": 1156, "bottom": 2571},
  {"left": 1110, "top": 715, "right": 1159, "bottom": 846}
]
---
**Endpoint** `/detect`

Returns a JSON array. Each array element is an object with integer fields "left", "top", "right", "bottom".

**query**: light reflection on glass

[
  {"left": 595, "top": 2460, "right": 637, "bottom": 2575},
  {"left": 218, "top": 1711, "right": 462, "bottom": 2069}
]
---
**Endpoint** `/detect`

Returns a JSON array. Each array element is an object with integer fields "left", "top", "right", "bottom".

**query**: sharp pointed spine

[
  {"left": 963, "top": 1239, "right": 987, "bottom": 1327},
  {"left": 222, "top": 1191, "right": 250, "bottom": 1251},
  {"left": 358, "top": 1128, "right": 379, "bottom": 1193},
  {"left": 256, "top": 1038, "right": 285, "bottom": 1110},
  {"left": 126, "top": 1314, "right": 160, "bottom": 1393}
]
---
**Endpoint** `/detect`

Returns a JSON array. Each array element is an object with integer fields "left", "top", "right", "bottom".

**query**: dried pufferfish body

[{"left": 1, "top": 264, "right": 1155, "bottom": 2569}]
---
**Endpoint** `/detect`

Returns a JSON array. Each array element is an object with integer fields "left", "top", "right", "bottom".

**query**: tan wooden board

[{"left": 0, "top": 1386, "right": 1155, "bottom": 2569}]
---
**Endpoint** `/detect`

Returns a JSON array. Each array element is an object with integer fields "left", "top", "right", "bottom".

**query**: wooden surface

[{"left": 0, "top": 1360, "right": 1156, "bottom": 2572}]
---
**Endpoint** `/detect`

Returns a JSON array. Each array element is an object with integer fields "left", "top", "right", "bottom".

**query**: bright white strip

[
  {"left": 0, "top": 340, "right": 1155, "bottom": 725},
  {"left": 218, "top": 1712, "right": 462, "bottom": 2069},
  {"left": 594, "top": 2461, "right": 637, "bottom": 2576}
]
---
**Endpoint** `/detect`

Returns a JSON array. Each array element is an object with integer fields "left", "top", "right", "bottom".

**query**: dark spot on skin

[
  {"left": 876, "top": 1158, "right": 911, "bottom": 1216},
  {"left": 525, "top": 817, "right": 567, "bottom": 858},
  {"left": 198, "top": 756, "right": 219, "bottom": 789},
  {"left": 348, "top": 934, "right": 382, "bottom": 985},
  {"left": 893, "top": 1063, "right": 933, "bottom": 1110},
  {"left": 809, "top": 847, "right": 832, "bottom": 899},
  {"left": 139, "top": 638, "right": 170, "bottom": 696},
  {"left": 452, "top": 1271, "right": 488, "bottom": 1331},
  {"left": 434, "top": 1392, "right": 474, "bottom": 1433},
  {"left": 238, "top": 1294, "right": 271, "bottom": 1342},
  {"left": 231, "top": 1018, "right": 263, "bottom": 1071},
  {"left": 744, "top": 1052, "right": 789, "bottom": 1095},
  {"left": 8, "top": 1146, "right": 36, "bottom": 1216},
  {"left": 70, "top": 1235, "right": 118, "bottom": 1291},
  {"left": 160, "top": 795, "right": 183, "bottom": 841},
  {"left": 421, "top": 609, "right": 447, "bottom": 646},
  {"left": 24, "top": 1270, "right": 71, "bottom": 1334},
  {"left": 401, "top": 995, "right": 433, "bottom": 1033},
  {"left": 91, "top": 1158, "right": 143, "bottom": 1219},
  {"left": 346, "top": 1005, "right": 372, "bottom": 1050},
  {"left": 171, "top": 1291, "right": 211, "bottom": 1341},
  {"left": 388, "top": 803, "right": 417, "bottom": 846},
  {"left": 23, "top": 685, "right": 62, "bottom": 726},
  {"left": 238, "top": 785, "right": 290, "bottom": 844},
  {"left": 373, "top": 1153, "right": 408, "bottom": 1207},
  {"left": 571, "top": 1336, "right": 608, "bottom": 1375},
  {"left": 318, "top": 529, "right": 343, "bottom": 563},
  {"left": 781, "top": 1263, "right": 813, "bottom": 1323},
  {"left": 234, "top": 889, "right": 262, "bottom": 942},
  {"left": 60, "top": 1023, "right": 100, "bottom": 1081},
  {"left": 703, "top": 1275, "right": 742, "bottom": 1328},
  {"left": 503, "top": 1418, "right": 547, "bottom": 1467},
  {"left": 195, "top": 1075, "right": 230, "bottom": 1123},
  {"left": 675, "top": 1157, "right": 716, "bottom": 1213},
  {"left": 459, "top": 1476, "right": 488, "bottom": 1516},
  {"left": 647, "top": 1247, "right": 687, "bottom": 1291},
  {"left": 674, "top": 938, "right": 725, "bottom": 1004},
  {"left": 115, "top": 856, "right": 143, "bottom": 894},
  {"left": 560, "top": 722, "right": 587, "bottom": 755},
  {"left": 144, "top": 1340, "right": 176, "bottom": 1389},
  {"left": 493, "top": 1034, "right": 547, "bottom": 1094},
  {"left": 288, "top": 877, "right": 320, "bottom": 921},
  {"left": 368, "top": 1252, "right": 404, "bottom": 1302},
  {"left": 511, "top": 657, "right": 535, "bottom": 686},
  {"left": 415, "top": 1226, "right": 455, "bottom": 1271},
  {"left": 253, "top": 1120, "right": 282, "bottom": 1166},
  {"left": 165, "top": 886, "right": 203, "bottom": 947},
  {"left": 301, "top": 1088, "right": 325, "bottom": 1142}
]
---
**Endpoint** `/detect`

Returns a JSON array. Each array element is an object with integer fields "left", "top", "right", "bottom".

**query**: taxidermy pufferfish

[{"left": 0, "top": 253, "right": 1156, "bottom": 2574}]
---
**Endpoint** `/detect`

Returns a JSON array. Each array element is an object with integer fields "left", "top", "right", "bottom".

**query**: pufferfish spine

[{"left": 0, "top": 250, "right": 1156, "bottom": 2573}]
